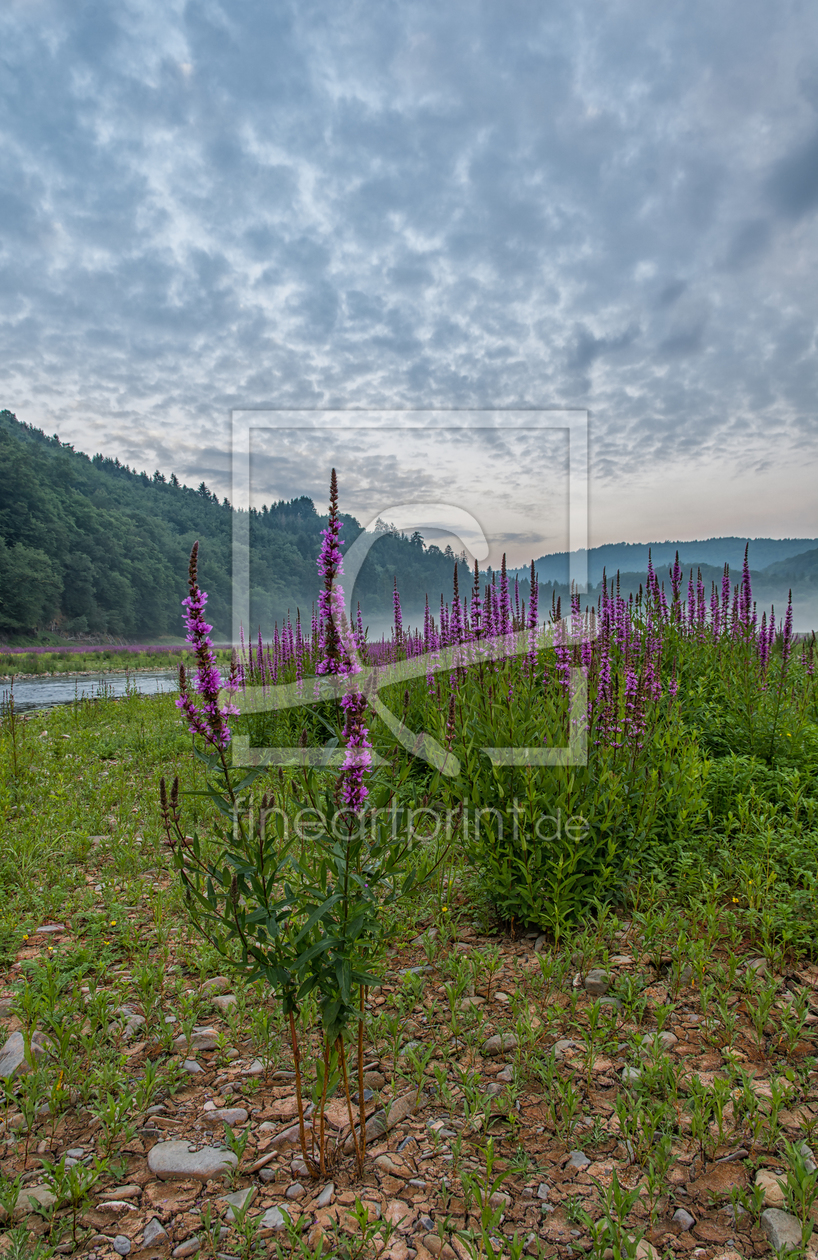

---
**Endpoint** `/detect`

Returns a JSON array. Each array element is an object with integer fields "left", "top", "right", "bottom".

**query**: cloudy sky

[{"left": 2, "top": 0, "right": 817, "bottom": 558}]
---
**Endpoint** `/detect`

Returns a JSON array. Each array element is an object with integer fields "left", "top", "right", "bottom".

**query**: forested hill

[{"left": 0, "top": 410, "right": 474, "bottom": 639}]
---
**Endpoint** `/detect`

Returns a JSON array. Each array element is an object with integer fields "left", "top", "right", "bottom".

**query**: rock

[
  {"left": 534, "top": 935, "right": 548, "bottom": 953},
  {"left": 99, "top": 1185, "right": 142, "bottom": 1201},
  {"left": 286, "top": 1183, "right": 306, "bottom": 1200},
  {"left": 622, "top": 1066, "right": 642, "bottom": 1083},
  {"left": 552, "top": 1039, "right": 577, "bottom": 1061},
  {"left": 202, "top": 1107, "right": 248, "bottom": 1127},
  {"left": 673, "top": 1208, "right": 695, "bottom": 1231},
  {"left": 172, "top": 1240, "right": 200, "bottom": 1258},
  {"left": 799, "top": 1141, "right": 817, "bottom": 1175},
  {"left": 747, "top": 958, "right": 768, "bottom": 976},
  {"left": 211, "top": 995, "right": 237, "bottom": 1013},
  {"left": 375, "top": 1154, "right": 405, "bottom": 1176},
  {"left": 173, "top": 1027, "right": 219, "bottom": 1051},
  {"left": 411, "top": 928, "right": 439, "bottom": 946},
  {"left": 223, "top": 1186, "right": 256, "bottom": 1221},
  {"left": 459, "top": 996, "right": 485, "bottom": 1010},
  {"left": 537, "top": 1184, "right": 549, "bottom": 1200},
  {"left": 260, "top": 1206, "right": 288, "bottom": 1231},
  {"left": 183, "top": 1060, "right": 204, "bottom": 1074},
  {"left": 496, "top": 1064, "right": 514, "bottom": 1082},
  {"left": 641, "top": 1031, "right": 678, "bottom": 1053},
  {"left": 423, "top": 1237, "right": 456, "bottom": 1259},
  {"left": 143, "top": 1218, "right": 170, "bottom": 1247},
  {"left": 0, "top": 1030, "right": 51, "bottom": 1079},
  {"left": 11, "top": 1184, "right": 58, "bottom": 1219},
  {"left": 755, "top": 1169, "right": 787, "bottom": 1209},
  {"left": 385, "top": 1201, "right": 414, "bottom": 1230},
  {"left": 316, "top": 1183, "right": 334, "bottom": 1208},
  {"left": 490, "top": 1191, "right": 511, "bottom": 1210},
  {"left": 242, "top": 1059, "right": 264, "bottom": 1076},
  {"left": 147, "top": 1140, "right": 238, "bottom": 1182},
  {"left": 113, "top": 1238, "right": 132, "bottom": 1256},
  {"left": 567, "top": 1150, "right": 590, "bottom": 1170},
  {"left": 201, "top": 976, "right": 231, "bottom": 995},
  {"left": 98, "top": 1201, "right": 138, "bottom": 1214},
  {"left": 481, "top": 1033, "right": 518, "bottom": 1057},
  {"left": 343, "top": 1090, "right": 421, "bottom": 1154},
  {"left": 583, "top": 970, "right": 611, "bottom": 996},
  {"left": 761, "top": 1208, "right": 803, "bottom": 1253}
]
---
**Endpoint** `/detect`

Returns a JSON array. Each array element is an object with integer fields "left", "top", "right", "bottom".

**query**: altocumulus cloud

[{"left": 0, "top": 0, "right": 817, "bottom": 542}]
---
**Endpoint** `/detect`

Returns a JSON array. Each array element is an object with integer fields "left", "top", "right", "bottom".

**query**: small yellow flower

[
  {"left": 22, "top": 934, "right": 29, "bottom": 941},
  {"left": 441, "top": 905, "right": 448, "bottom": 913},
  {"left": 110, "top": 920, "right": 116, "bottom": 926},
  {"left": 104, "top": 940, "right": 110, "bottom": 945}
]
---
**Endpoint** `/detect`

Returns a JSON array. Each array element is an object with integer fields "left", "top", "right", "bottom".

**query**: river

[{"left": 1, "top": 671, "right": 179, "bottom": 713}]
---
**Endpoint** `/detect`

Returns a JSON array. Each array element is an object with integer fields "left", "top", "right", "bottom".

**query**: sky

[{"left": 2, "top": 0, "right": 818, "bottom": 560}]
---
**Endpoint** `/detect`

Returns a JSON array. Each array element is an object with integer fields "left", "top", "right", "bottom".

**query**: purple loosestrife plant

[{"left": 176, "top": 542, "right": 238, "bottom": 752}]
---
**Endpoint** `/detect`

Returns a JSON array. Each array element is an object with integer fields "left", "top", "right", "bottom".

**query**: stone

[
  {"left": 224, "top": 1188, "right": 257, "bottom": 1222},
  {"left": 147, "top": 1141, "right": 238, "bottom": 1182},
  {"left": 755, "top": 1169, "right": 787, "bottom": 1209},
  {"left": 673, "top": 1208, "right": 695, "bottom": 1231},
  {"left": 534, "top": 935, "right": 548, "bottom": 953},
  {"left": 567, "top": 1150, "right": 590, "bottom": 1170},
  {"left": 343, "top": 1090, "right": 421, "bottom": 1154},
  {"left": 98, "top": 1201, "right": 138, "bottom": 1214},
  {"left": 260, "top": 1206, "right": 288, "bottom": 1231},
  {"left": 173, "top": 1027, "right": 219, "bottom": 1051},
  {"left": 496, "top": 1064, "right": 514, "bottom": 1082},
  {"left": 286, "top": 1183, "right": 306, "bottom": 1200},
  {"left": 537, "top": 1184, "right": 549, "bottom": 1201},
  {"left": 211, "top": 995, "right": 237, "bottom": 1013},
  {"left": 489, "top": 1191, "right": 511, "bottom": 1210},
  {"left": 761, "top": 1208, "right": 803, "bottom": 1252},
  {"left": 316, "top": 1183, "right": 334, "bottom": 1208},
  {"left": 183, "top": 1060, "right": 204, "bottom": 1074},
  {"left": 641, "top": 1031, "right": 678, "bottom": 1053},
  {"left": 0, "top": 998, "right": 14, "bottom": 1018},
  {"left": 113, "top": 1238, "right": 132, "bottom": 1256},
  {"left": 552, "top": 1039, "right": 577, "bottom": 1060},
  {"left": 201, "top": 976, "right": 231, "bottom": 995},
  {"left": 423, "top": 1237, "right": 456, "bottom": 1259},
  {"left": 143, "top": 1218, "right": 170, "bottom": 1247},
  {"left": 481, "top": 1033, "right": 518, "bottom": 1057},
  {"left": 202, "top": 1107, "right": 248, "bottom": 1127},
  {"left": 0, "top": 1030, "right": 51, "bottom": 1079},
  {"left": 583, "top": 970, "right": 611, "bottom": 996},
  {"left": 375, "top": 1155, "right": 405, "bottom": 1176},
  {"left": 622, "top": 1066, "right": 642, "bottom": 1083},
  {"left": 99, "top": 1185, "right": 142, "bottom": 1200},
  {"left": 411, "top": 928, "right": 438, "bottom": 946},
  {"left": 385, "top": 1200, "right": 414, "bottom": 1230},
  {"left": 747, "top": 958, "right": 768, "bottom": 976},
  {"left": 11, "top": 1184, "right": 58, "bottom": 1219},
  {"left": 172, "top": 1240, "right": 200, "bottom": 1258}
]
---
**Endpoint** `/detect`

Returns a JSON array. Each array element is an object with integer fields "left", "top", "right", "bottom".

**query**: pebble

[
  {"left": 566, "top": 1150, "right": 590, "bottom": 1170},
  {"left": 11, "top": 1185, "right": 58, "bottom": 1218},
  {"left": 147, "top": 1140, "right": 238, "bottom": 1182},
  {"left": 316, "top": 1182, "right": 334, "bottom": 1208},
  {"left": 582, "top": 969, "right": 611, "bottom": 996},
  {"left": 552, "top": 1039, "right": 577, "bottom": 1061},
  {"left": 212, "top": 995, "right": 238, "bottom": 1013},
  {"left": 222, "top": 1187, "right": 256, "bottom": 1221},
  {"left": 113, "top": 1238, "right": 131, "bottom": 1256},
  {"left": 481, "top": 1033, "right": 518, "bottom": 1057},
  {"left": 172, "top": 1239, "right": 201, "bottom": 1258},
  {"left": 537, "top": 1184, "right": 549, "bottom": 1201},
  {"left": 98, "top": 1201, "right": 138, "bottom": 1214},
  {"left": 143, "top": 1219, "right": 169, "bottom": 1247},
  {"left": 419, "top": 1214, "right": 435, "bottom": 1231},
  {"left": 0, "top": 1031, "right": 51, "bottom": 1080},
  {"left": 202, "top": 1107, "right": 248, "bottom": 1127},
  {"left": 260, "top": 1206, "right": 288, "bottom": 1230},
  {"left": 534, "top": 935, "right": 548, "bottom": 953},
  {"left": 259, "top": 1168, "right": 276, "bottom": 1184},
  {"left": 183, "top": 1060, "right": 204, "bottom": 1074},
  {"left": 490, "top": 1191, "right": 511, "bottom": 1210},
  {"left": 622, "top": 1066, "right": 642, "bottom": 1083},
  {"left": 496, "top": 1064, "right": 514, "bottom": 1081},
  {"left": 673, "top": 1208, "right": 695, "bottom": 1231},
  {"left": 173, "top": 1027, "right": 219, "bottom": 1051},
  {"left": 201, "top": 976, "right": 230, "bottom": 994},
  {"left": 286, "top": 1183, "right": 306, "bottom": 1200},
  {"left": 375, "top": 1154, "right": 405, "bottom": 1176},
  {"left": 755, "top": 1169, "right": 786, "bottom": 1208},
  {"left": 761, "top": 1208, "right": 803, "bottom": 1253}
]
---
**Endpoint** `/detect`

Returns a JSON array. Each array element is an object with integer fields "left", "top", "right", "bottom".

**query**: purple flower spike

[{"left": 176, "top": 542, "right": 238, "bottom": 750}]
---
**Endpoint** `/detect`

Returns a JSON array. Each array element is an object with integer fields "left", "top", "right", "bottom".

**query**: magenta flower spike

[{"left": 175, "top": 542, "right": 238, "bottom": 751}]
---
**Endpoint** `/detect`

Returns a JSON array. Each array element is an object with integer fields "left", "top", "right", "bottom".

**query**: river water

[{"left": 1, "top": 671, "right": 179, "bottom": 713}]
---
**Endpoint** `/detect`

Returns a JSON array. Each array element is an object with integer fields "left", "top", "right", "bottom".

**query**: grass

[{"left": 1, "top": 688, "right": 818, "bottom": 1260}]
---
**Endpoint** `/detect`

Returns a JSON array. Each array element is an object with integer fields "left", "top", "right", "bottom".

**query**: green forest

[{"left": 0, "top": 410, "right": 477, "bottom": 640}]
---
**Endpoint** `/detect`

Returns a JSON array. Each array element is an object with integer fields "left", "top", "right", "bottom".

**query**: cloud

[{"left": 0, "top": 0, "right": 816, "bottom": 551}]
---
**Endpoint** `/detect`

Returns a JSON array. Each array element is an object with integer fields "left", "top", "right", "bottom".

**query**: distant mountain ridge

[{"left": 514, "top": 538, "right": 818, "bottom": 587}]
